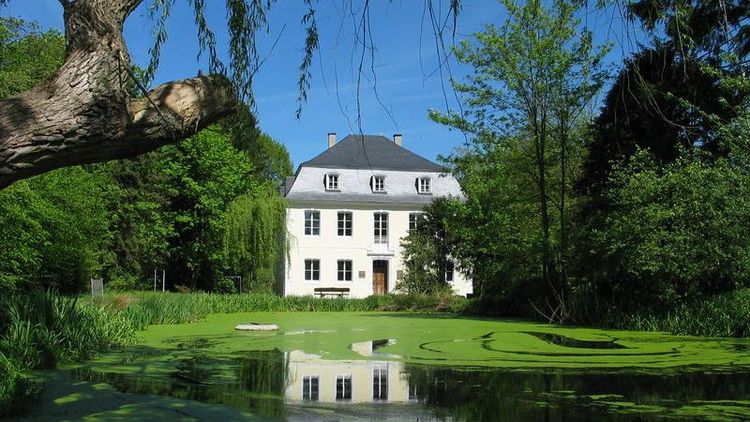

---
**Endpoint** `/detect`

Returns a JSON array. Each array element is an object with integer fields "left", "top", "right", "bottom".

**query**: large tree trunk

[{"left": 0, "top": 0, "right": 236, "bottom": 190}]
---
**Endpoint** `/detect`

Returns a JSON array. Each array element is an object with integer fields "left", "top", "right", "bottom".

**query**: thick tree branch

[
  {"left": 0, "top": 75, "right": 235, "bottom": 189},
  {"left": 0, "top": 0, "right": 238, "bottom": 190}
]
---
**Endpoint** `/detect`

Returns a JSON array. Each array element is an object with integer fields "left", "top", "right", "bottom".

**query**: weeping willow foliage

[{"left": 223, "top": 190, "right": 287, "bottom": 293}]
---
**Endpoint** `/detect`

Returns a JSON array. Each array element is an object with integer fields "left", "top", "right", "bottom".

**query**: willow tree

[
  {"left": 223, "top": 189, "right": 286, "bottom": 293},
  {"left": 0, "top": 0, "right": 460, "bottom": 190}
]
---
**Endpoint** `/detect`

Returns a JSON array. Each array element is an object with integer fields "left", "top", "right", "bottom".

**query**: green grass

[{"left": 88, "top": 291, "right": 468, "bottom": 329}]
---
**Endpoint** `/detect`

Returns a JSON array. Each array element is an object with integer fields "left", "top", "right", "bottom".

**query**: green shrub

[
  {"left": 0, "top": 352, "right": 41, "bottom": 416},
  {"left": 614, "top": 289, "right": 750, "bottom": 337}
]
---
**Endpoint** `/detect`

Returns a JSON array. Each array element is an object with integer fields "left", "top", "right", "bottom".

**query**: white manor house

[{"left": 281, "top": 132, "right": 472, "bottom": 298}]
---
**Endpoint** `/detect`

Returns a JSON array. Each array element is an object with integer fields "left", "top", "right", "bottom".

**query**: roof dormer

[{"left": 325, "top": 172, "right": 340, "bottom": 191}]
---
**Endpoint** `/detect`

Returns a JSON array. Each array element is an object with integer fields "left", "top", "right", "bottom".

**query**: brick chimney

[
  {"left": 328, "top": 132, "right": 336, "bottom": 149},
  {"left": 393, "top": 133, "right": 402, "bottom": 147}
]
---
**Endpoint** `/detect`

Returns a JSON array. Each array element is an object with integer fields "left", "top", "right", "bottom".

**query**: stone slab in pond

[{"left": 235, "top": 323, "right": 278, "bottom": 331}]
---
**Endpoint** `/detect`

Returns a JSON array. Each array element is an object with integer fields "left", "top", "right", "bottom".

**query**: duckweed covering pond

[{"left": 25, "top": 313, "right": 750, "bottom": 421}]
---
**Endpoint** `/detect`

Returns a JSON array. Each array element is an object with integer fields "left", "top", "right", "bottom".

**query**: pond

[{"left": 26, "top": 312, "right": 750, "bottom": 421}]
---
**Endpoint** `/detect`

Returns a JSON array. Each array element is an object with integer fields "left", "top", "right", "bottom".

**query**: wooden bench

[{"left": 313, "top": 287, "right": 350, "bottom": 298}]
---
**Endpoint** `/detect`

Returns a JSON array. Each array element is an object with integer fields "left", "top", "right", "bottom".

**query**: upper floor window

[
  {"left": 337, "top": 260, "right": 353, "bottom": 281},
  {"left": 337, "top": 211, "right": 352, "bottom": 236},
  {"left": 304, "top": 210, "right": 320, "bottom": 236},
  {"left": 409, "top": 212, "right": 426, "bottom": 231},
  {"left": 303, "top": 375, "right": 319, "bottom": 400},
  {"left": 325, "top": 173, "right": 340, "bottom": 191},
  {"left": 305, "top": 259, "right": 320, "bottom": 281},
  {"left": 417, "top": 177, "right": 431, "bottom": 194},
  {"left": 371, "top": 175, "right": 386, "bottom": 193},
  {"left": 373, "top": 212, "right": 388, "bottom": 244}
]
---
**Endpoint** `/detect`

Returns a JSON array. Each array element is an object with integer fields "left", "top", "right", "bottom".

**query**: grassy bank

[
  {"left": 95, "top": 291, "right": 468, "bottom": 329},
  {"left": 610, "top": 288, "right": 750, "bottom": 338}
]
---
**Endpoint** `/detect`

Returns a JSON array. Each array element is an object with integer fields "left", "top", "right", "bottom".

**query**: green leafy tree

[
  {"left": 157, "top": 125, "right": 257, "bottom": 290},
  {"left": 431, "top": 0, "right": 608, "bottom": 319},
  {"left": 223, "top": 188, "right": 287, "bottom": 293},
  {"left": 0, "top": 17, "right": 64, "bottom": 98},
  {"left": 398, "top": 198, "right": 458, "bottom": 295},
  {"left": 592, "top": 149, "right": 750, "bottom": 310},
  {"left": 0, "top": 20, "right": 115, "bottom": 294}
]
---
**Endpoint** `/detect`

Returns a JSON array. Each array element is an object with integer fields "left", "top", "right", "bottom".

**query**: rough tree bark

[{"left": 0, "top": 0, "right": 237, "bottom": 189}]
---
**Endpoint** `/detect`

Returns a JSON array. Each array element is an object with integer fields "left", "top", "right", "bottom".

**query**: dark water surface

[{"left": 70, "top": 348, "right": 750, "bottom": 421}]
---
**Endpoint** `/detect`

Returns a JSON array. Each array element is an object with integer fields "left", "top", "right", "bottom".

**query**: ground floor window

[
  {"left": 373, "top": 365, "right": 388, "bottom": 401},
  {"left": 305, "top": 259, "right": 320, "bottom": 281},
  {"left": 337, "top": 260, "right": 353, "bottom": 281},
  {"left": 445, "top": 260, "right": 454, "bottom": 282}
]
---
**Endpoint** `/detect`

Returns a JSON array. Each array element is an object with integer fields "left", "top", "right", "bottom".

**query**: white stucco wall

[
  {"left": 285, "top": 350, "right": 411, "bottom": 403},
  {"left": 283, "top": 201, "right": 472, "bottom": 298}
]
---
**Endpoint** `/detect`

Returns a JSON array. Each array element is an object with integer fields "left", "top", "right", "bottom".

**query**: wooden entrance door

[{"left": 372, "top": 260, "right": 388, "bottom": 295}]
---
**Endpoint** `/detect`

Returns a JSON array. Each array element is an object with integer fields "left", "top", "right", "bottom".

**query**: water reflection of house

[{"left": 284, "top": 349, "right": 414, "bottom": 404}]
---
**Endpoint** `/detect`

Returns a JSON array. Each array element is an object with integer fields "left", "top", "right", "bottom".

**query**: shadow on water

[
  {"left": 524, "top": 332, "right": 628, "bottom": 349},
  {"left": 70, "top": 347, "right": 750, "bottom": 421}
]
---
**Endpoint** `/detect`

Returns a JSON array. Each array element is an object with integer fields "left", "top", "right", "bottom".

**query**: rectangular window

[
  {"left": 337, "top": 260, "right": 352, "bottom": 281},
  {"left": 305, "top": 259, "right": 320, "bottom": 281},
  {"left": 304, "top": 210, "right": 320, "bottom": 236},
  {"left": 372, "top": 175, "right": 386, "bottom": 192},
  {"left": 337, "top": 212, "right": 352, "bottom": 236},
  {"left": 336, "top": 375, "right": 352, "bottom": 401},
  {"left": 408, "top": 383, "right": 418, "bottom": 402},
  {"left": 326, "top": 173, "right": 339, "bottom": 191},
  {"left": 445, "top": 260, "right": 455, "bottom": 282},
  {"left": 418, "top": 177, "right": 431, "bottom": 194},
  {"left": 303, "top": 376, "right": 319, "bottom": 401},
  {"left": 409, "top": 212, "right": 425, "bottom": 231},
  {"left": 373, "top": 212, "right": 388, "bottom": 244},
  {"left": 373, "top": 366, "right": 388, "bottom": 401}
]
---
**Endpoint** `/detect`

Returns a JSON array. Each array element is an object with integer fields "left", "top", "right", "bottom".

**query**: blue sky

[{"left": 2, "top": 1, "right": 644, "bottom": 169}]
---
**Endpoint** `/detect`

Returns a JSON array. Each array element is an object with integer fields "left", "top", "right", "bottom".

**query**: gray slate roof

[{"left": 297, "top": 134, "right": 446, "bottom": 173}]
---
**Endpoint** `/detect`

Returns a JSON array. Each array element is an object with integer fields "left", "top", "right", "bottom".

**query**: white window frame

[
  {"left": 335, "top": 374, "right": 352, "bottom": 401},
  {"left": 337, "top": 260, "right": 353, "bottom": 282},
  {"left": 304, "top": 210, "right": 320, "bottom": 236},
  {"left": 408, "top": 212, "right": 426, "bottom": 231},
  {"left": 302, "top": 375, "right": 319, "bottom": 401},
  {"left": 337, "top": 211, "right": 353, "bottom": 237},
  {"left": 371, "top": 175, "right": 386, "bottom": 193},
  {"left": 304, "top": 259, "right": 320, "bottom": 281},
  {"left": 373, "top": 212, "right": 388, "bottom": 244},
  {"left": 445, "top": 260, "right": 455, "bottom": 282},
  {"left": 325, "top": 173, "right": 340, "bottom": 191},
  {"left": 372, "top": 365, "right": 388, "bottom": 401},
  {"left": 417, "top": 176, "right": 432, "bottom": 194}
]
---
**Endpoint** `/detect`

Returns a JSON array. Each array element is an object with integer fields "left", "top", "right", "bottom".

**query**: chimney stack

[
  {"left": 393, "top": 133, "right": 402, "bottom": 147},
  {"left": 328, "top": 132, "right": 336, "bottom": 149}
]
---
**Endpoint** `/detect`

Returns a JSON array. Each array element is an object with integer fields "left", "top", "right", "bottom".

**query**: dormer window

[
  {"left": 325, "top": 173, "right": 340, "bottom": 191},
  {"left": 417, "top": 177, "right": 431, "bottom": 194},
  {"left": 371, "top": 175, "right": 386, "bottom": 193}
]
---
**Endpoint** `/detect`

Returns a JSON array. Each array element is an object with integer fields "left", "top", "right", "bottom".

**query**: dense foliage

[
  {"left": 424, "top": 0, "right": 750, "bottom": 329},
  {"left": 398, "top": 198, "right": 457, "bottom": 295}
]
